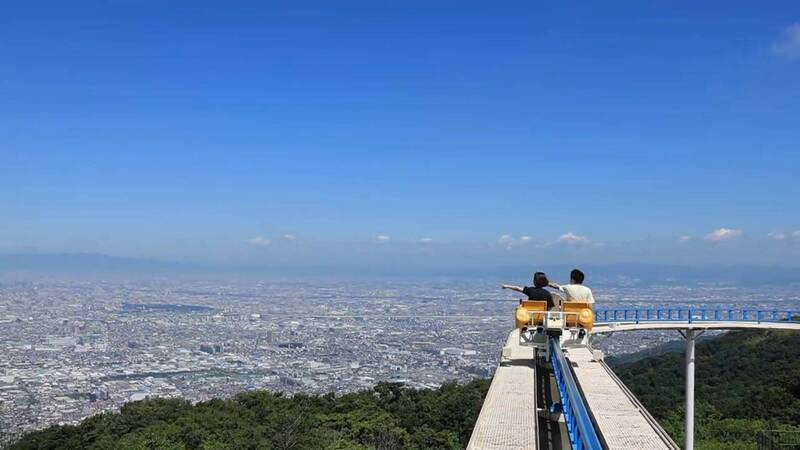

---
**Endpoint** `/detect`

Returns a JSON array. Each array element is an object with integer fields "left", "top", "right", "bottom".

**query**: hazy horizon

[{"left": 3, "top": 251, "right": 800, "bottom": 286}]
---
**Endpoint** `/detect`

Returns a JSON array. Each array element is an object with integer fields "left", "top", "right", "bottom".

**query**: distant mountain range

[
  {"left": 0, "top": 252, "right": 200, "bottom": 275},
  {"left": 1, "top": 252, "right": 799, "bottom": 284},
  {"left": 500, "top": 262, "right": 800, "bottom": 286}
]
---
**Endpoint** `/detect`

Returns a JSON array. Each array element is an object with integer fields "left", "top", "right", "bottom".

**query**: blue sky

[{"left": 2, "top": 1, "right": 800, "bottom": 268}]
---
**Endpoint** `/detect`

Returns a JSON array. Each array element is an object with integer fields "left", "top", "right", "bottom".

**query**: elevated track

[
  {"left": 593, "top": 307, "right": 800, "bottom": 333},
  {"left": 467, "top": 307, "right": 800, "bottom": 450}
]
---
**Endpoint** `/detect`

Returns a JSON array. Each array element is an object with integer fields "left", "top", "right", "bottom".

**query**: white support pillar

[{"left": 685, "top": 329, "right": 696, "bottom": 450}]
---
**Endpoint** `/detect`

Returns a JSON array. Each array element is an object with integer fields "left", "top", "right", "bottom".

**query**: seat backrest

[
  {"left": 515, "top": 300, "right": 548, "bottom": 327},
  {"left": 563, "top": 302, "right": 593, "bottom": 328}
]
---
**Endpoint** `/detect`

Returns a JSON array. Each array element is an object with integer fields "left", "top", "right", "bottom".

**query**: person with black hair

[
  {"left": 549, "top": 268, "right": 595, "bottom": 303},
  {"left": 502, "top": 272, "right": 555, "bottom": 308}
]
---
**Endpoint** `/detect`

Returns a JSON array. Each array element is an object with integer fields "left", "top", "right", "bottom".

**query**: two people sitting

[{"left": 502, "top": 268, "right": 594, "bottom": 309}]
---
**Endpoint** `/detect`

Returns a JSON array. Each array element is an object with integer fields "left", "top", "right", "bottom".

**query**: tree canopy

[
  {"left": 614, "top": 329, "right": 800, "bottom": 450},
  {"left": 9, "top": 380, "right": 488, "bottom": 450}
]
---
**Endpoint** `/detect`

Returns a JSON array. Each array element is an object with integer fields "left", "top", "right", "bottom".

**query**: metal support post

[
  {"left": 678, "top": 329, "right": 702, "bottom": 450},
  {"left": 685, "top": 329, "right": 695, "bottom": 450}
]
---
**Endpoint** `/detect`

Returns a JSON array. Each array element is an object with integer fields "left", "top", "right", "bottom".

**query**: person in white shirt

[{"left": 549, "top": 268, "right": 595, "bottom": 304}]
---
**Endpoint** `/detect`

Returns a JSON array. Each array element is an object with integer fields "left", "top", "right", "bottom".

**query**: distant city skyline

[{"left": 2, "top": 2, "right": 800, "bottom": 267}]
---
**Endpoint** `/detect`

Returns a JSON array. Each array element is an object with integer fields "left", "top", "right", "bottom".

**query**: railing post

[
  {"left": 685, "top": 329, "right": 696, "bottom": 450},
  {"left": 714, "top": 310, "right": 720, "bottom": 321},
  {"left": 688, "top": 308, "right": 693, "bottom": 324},
  {"left": 635, "top": 309, "right": 640, "bottom": 324}
]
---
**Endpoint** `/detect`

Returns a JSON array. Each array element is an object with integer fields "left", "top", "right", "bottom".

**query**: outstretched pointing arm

[{"left": 501, "top": 284, "right": 525, "bottom": 293}]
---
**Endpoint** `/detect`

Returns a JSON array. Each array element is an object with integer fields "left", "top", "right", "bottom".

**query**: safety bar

[
  {"left": 548, "top": 337, "right": 604, "bottom": 450},
  {"left": 594, "top": 308, "right": 800, "bottom": 324},
  {"left": 520, "top": 310, "right": 583, "bottom": 324}
]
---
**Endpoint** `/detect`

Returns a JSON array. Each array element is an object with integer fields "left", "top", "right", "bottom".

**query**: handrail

[
  {"left": 549, "top": 338, "right": 604, "bottom": 450},
  {"left": 522, "top": 310, "right": 583, "bottom": 322},
  {"left": 594, "top": 308, "right": 799, "bottom": 324}
]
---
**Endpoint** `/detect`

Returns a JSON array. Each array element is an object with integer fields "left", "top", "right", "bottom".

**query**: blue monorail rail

[
  {"left": 594, "top": 308, "right": 800, "bottom": 324},
  {"left": 548, "top": 338, "right": 604, "bottom": 450}
]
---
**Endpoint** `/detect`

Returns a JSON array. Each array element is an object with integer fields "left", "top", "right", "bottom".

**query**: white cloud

[
  {"left": 375, "top": 235, "right": 391, "bottom": 242},
  {"left": 282, "top": 234, "right": 297, "bottom": 241},
  {"left": 704, "top": 228, "right": 742, "bottom": 243},
  {"left": 558, "top": 232, "right": 589, "bottom": 245},
  {"left": 497, "top": 234, "right": 514, "bottom": 248},
  {"left": 248, "top": 236, "right": 271, "bottom": 247},
  {"left": 678, "top": 235, "right": 692, "bottom": 243},
  {"left": 497, "top": 234, "right": 534, "bottom": 249},
  {"left": 768, "top": 232, "right": 786, "bottom": 241},
  {"left": 771, "top": 23, "right": 800, "bottom": 60},
  {"left": 792, "top": 230, "right": 800, "bottom": 238},
  {"left": 419, "top": 238, "right": 433, "bottom": 243}
]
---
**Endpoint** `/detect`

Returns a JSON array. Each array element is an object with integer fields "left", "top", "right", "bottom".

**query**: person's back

[
  {"left": 558, "top": 283, "right": 594, "bottom": 303},
  {"left": 550, "top": 269, "right": 594, "bottom": 304},
  {"left": 522, "top": 285, "right": 553, "bottom": 305}
]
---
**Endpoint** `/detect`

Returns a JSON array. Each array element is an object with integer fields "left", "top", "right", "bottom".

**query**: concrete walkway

[{"left": 467, "top": 329, "right": 538, "bottom": 450}]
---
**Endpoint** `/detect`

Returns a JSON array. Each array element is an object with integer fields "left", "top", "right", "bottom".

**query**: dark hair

[
  {"left": 533, "top": 272, "right": 549, "bottom": 288},
  {"left": 570, "top": 269, "right": 585, "bottom": 284}
]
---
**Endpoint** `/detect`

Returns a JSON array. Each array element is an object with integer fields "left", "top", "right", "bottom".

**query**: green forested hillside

[
  {"left": 614, "top": 329, "right": 800, "bottom": 450},
  {"left": 8, "top": 380, "right": 489, "bottom": 450}
]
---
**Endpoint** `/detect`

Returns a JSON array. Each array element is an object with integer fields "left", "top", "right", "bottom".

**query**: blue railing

[
  {"left": 549, "top": 337, "right": 604, "bottom": 450},
  {"left": 594, "top": 308, "right": 800, "bottom": 324}
]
